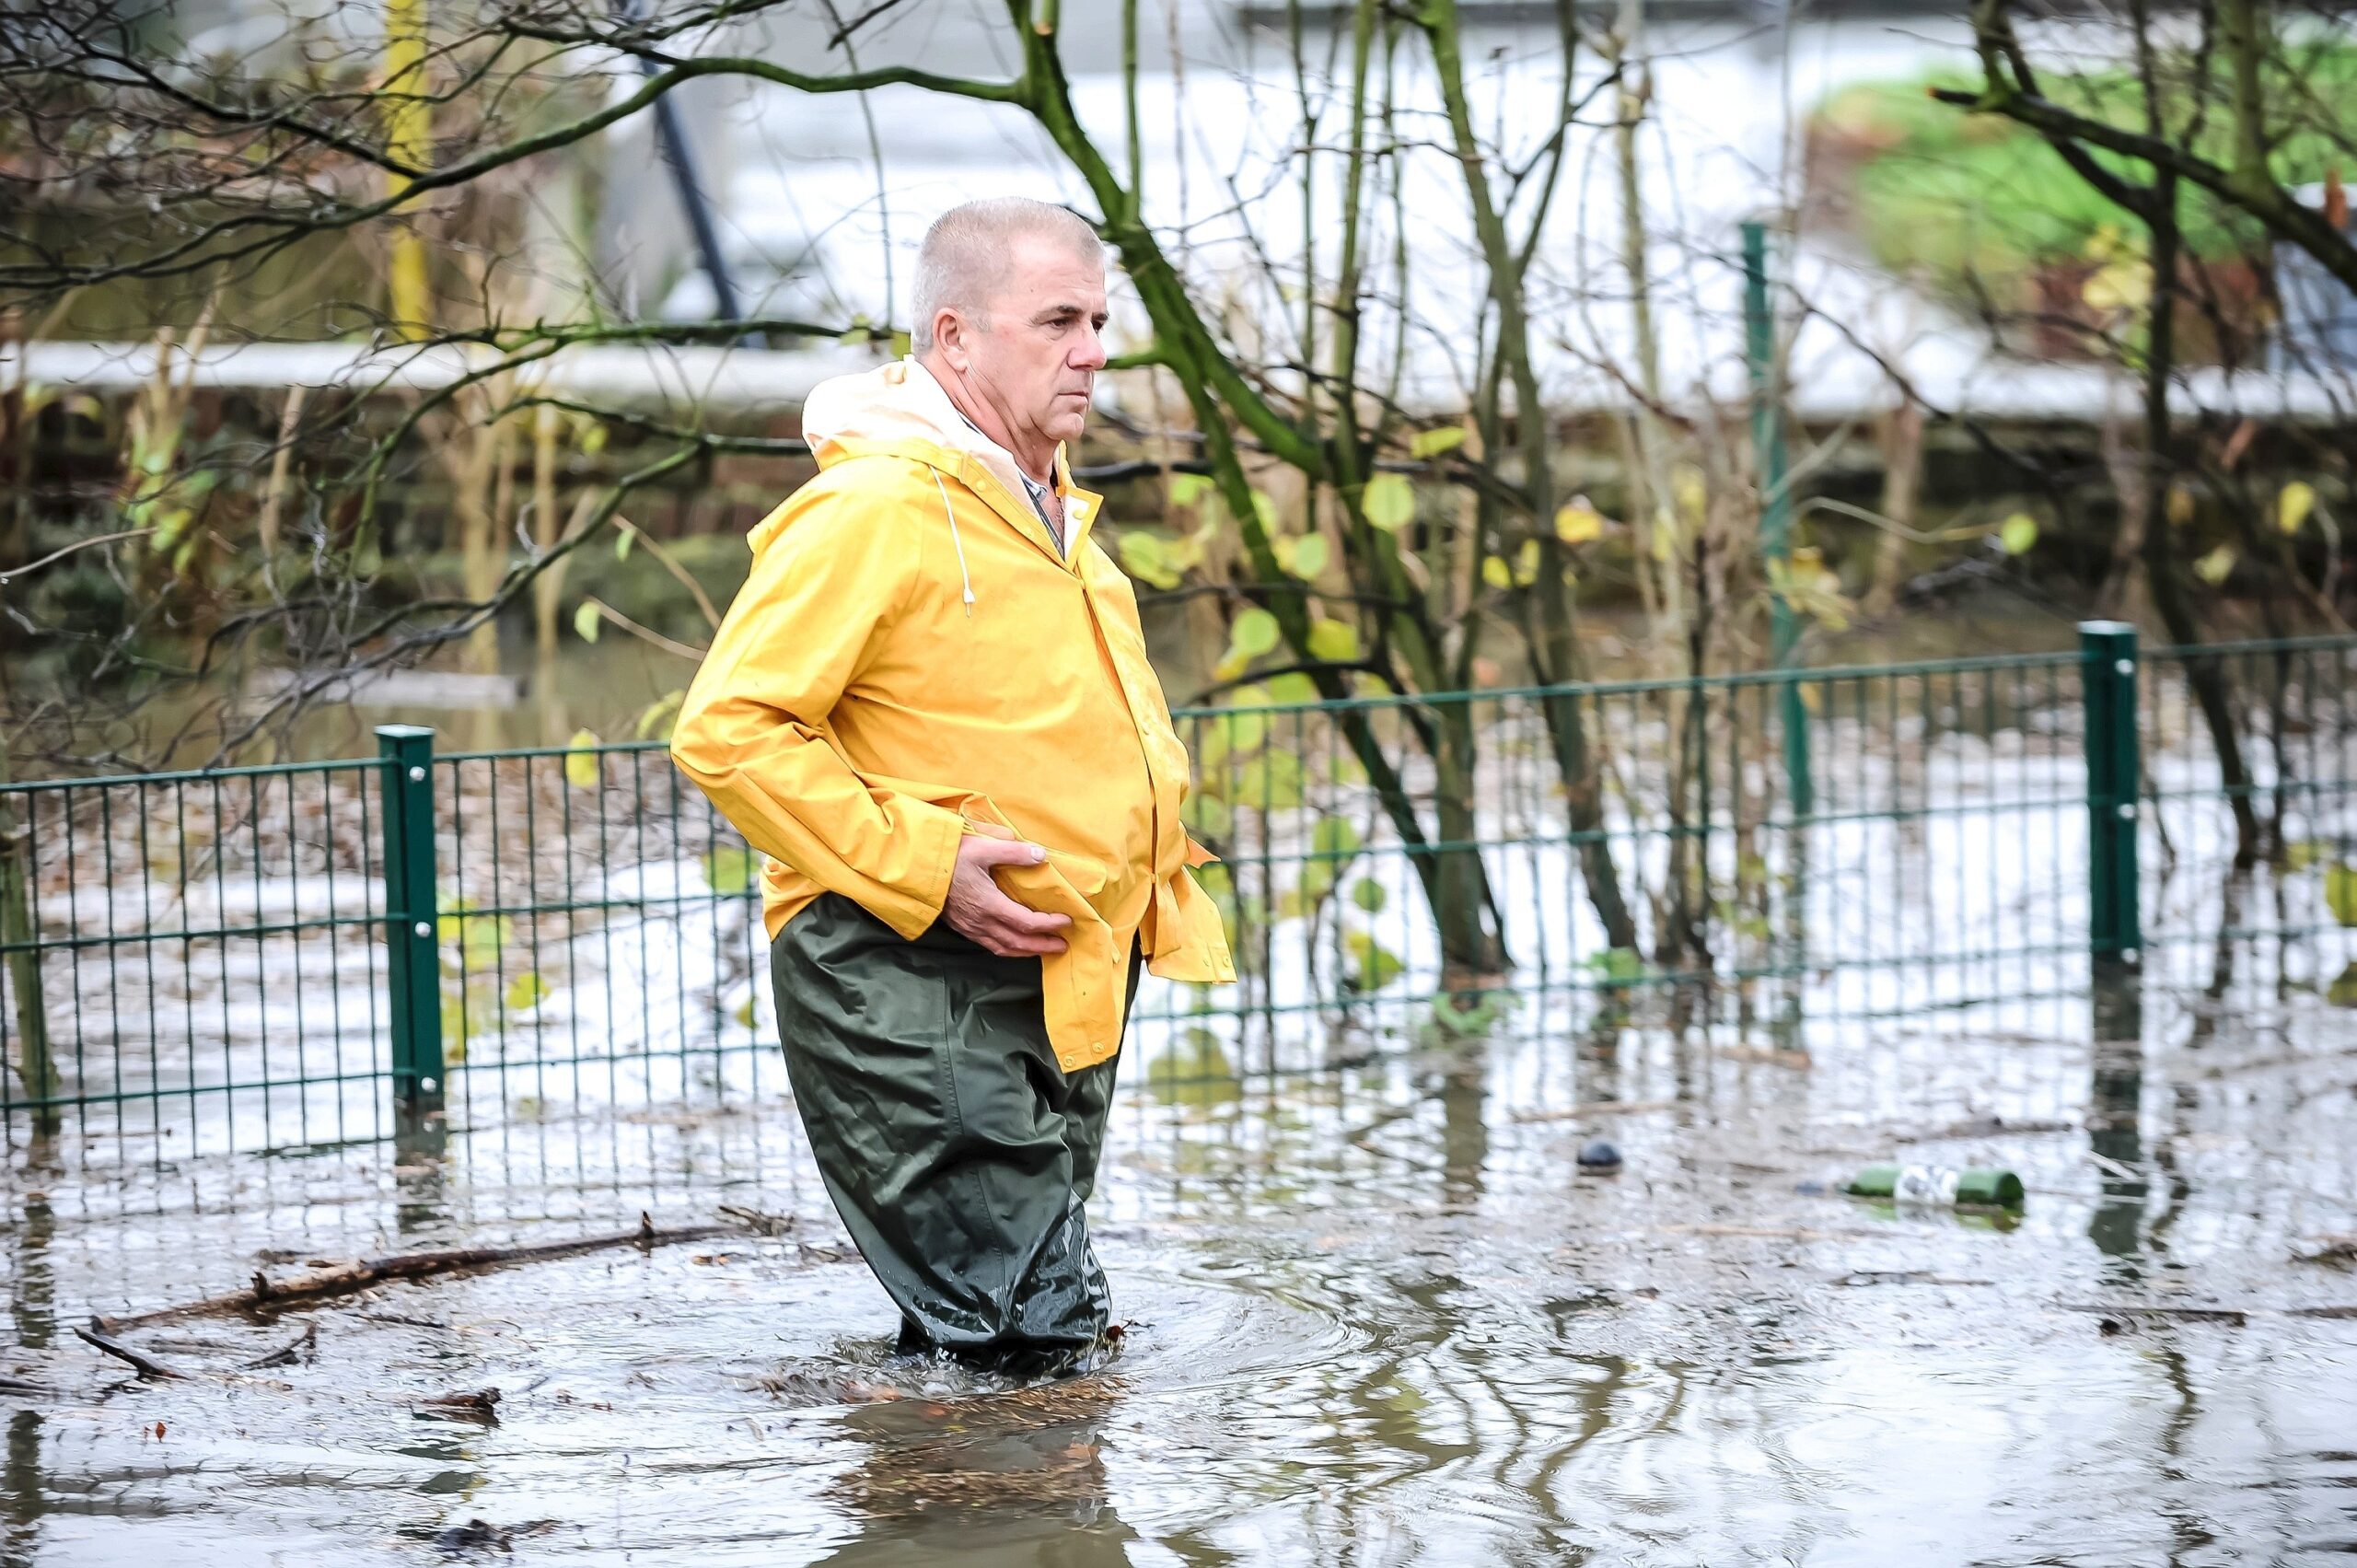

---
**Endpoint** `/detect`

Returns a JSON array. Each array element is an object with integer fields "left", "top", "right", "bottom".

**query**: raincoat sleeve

[{"left": 669, "top": 486, "right": 966, "bottom": 940}]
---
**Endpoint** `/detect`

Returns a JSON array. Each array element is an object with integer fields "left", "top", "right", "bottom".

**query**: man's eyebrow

[{"left": 1031, "top": 301, "right": 1097, "bottom": 322}]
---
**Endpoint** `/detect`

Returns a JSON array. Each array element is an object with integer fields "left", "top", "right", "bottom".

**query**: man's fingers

[
  {"left": 994, "top": 900, "right": 1071, "bottom": 935},
  {"left": 961, "top": 834, "right": 1049, "bottom": 868}
]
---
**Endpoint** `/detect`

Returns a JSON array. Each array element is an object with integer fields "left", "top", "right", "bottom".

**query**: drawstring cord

[{"left": 932, "top": 469, "right": 976, "bottom": 615}]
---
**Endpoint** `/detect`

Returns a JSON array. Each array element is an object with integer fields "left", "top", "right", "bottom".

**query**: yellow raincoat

[{"left": 669, "top": 358, "right": 1235, "bottom": 1073}]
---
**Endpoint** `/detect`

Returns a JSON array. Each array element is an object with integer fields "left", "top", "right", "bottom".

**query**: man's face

[{"left": 956, "top": 234, "right": 1109, "bottom": 453}]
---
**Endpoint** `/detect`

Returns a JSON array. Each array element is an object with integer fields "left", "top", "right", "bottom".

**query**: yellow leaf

[
  {"left": 1410, "top": 426, "right": 1467, "bottom": 459},
  {"left": 574, "top": 601, "right": 601, "bottom": 643},
  {"left": 1481, "top": 554, "right": 1513, "bottom": 589},
  {"left": 2193, "top": 543, "right": 2236, "bottom": 586},
  {"left": 2083, "top": 259, "right": 2152, "bottom": 314},
  {"left": 1285, "top": 533, "right": 1330, "bottom": 580},
  {"left": 1672, "top": 466, "right": 1707, "bottom": 521},
  {"left": 564, "top": 729, "right": 602, "bottom": 790},
  {"left": 2279, "top": 481, "right": 2316, "bottom": 535},
  {"left": 1998, "top": 514, "right": 2038, "bottom": 555},
  {"left": 2326, "top": 862, "right": 2357, "bottom": 927},
  {"left": 1514, "top": 538, "right": 1541, "bottom": 586},
  {"left": 2165, "top": 484, "right": 2196, "bottom": 527},
  {"left": 1306, "top": 618, "right": 1358, "bottom": 663},
  {"left": 1553, "top": 499, "right": 1606, "bottom": 545},
  {"left": 1363, "top": 473, "right": 1416, "bottom": 531}
]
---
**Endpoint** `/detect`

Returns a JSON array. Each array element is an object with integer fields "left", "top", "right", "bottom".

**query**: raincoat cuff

[{"left": 877, "top": 800, "right": 968, "bottom": 941}]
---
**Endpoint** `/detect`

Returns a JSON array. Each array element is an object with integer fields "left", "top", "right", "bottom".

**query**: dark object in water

[
  {"left": 1846, "top": 1163, "right": 2025, "bottom": 1208},
  {"left": 1576, "top": 1138, "right": 1623, "bottom": 1173},
  {"left": 431, "top": 1516, "right": 558, "bottom": 1556},
  {"left": 415, "top": 1388, "right": 502, "bottom": 1424},
  {"left": 434, "top": 1518, "right": 509, "bottom": 1555}
]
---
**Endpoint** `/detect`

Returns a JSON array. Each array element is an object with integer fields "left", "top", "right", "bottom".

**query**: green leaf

[
  {"left": 563, "top": 729, "right": 602, "bottom": 790},
  {"left": 888, "top": 330, "right": 912, "bottom": 358},
  {"left": 1410, "top": 426, "right": 1467, "bottom": 459},
  {"left": 1228, "top": 607, "right": 1281, "bottom": 660},
  {"left": 1246, "top": 489, "right": 1280, "bottom": 532},
  {"left": 615, "top": 527, "right": 635, "bottom": 562},
  {"left": 2282, "top": 840, "right": 2326, "bottom": 872},
  {"left": 1350, "top": 876, "right": 1387, "bottom": 913},
  {"left": 1997, "top": 513, "right": 2038, "bottom": 555},
  {"left": 2329, "top": 960, "right": 2357, "bottom": 1007},
  {"left": 1264, "top": 671, "right": 1319, "bottom": 703},
  {"left": 1169, "top": 472, "right": 1212, "bottom": 508},
  {"left": 504, "top": 971, "right": 550, "bottom": 1012},
  {"left": 1278, "top": 532, "right": 1330, "bottom": 580},
  {"left": 1236, "top": 749, "right": 1305, "bottom": 810},
  {"left": 1306, "top": 618, "right": 1358, "bottom": 663},
  {"left": 1362, "top": 473, "right": 1415, "bottom": 531},
  {"left": 574, "top": 600, "right": 601, "bottom": 644},
  {"left": 2326, "top": 862, "right": 2357, "bottom": 928},
  {"left": 1343, "top": 930, "right": 1404, "bottom": 993},
  {"left": 1180, "top": 792, "right": 1233, "bottom": 840},
  {"left": 703, "top": 844, "right": 757, "bottom": 895},
  {"left": 1119, "top": 530, "right": 1181, "bottom": 588},
  {"left": 1310, "top": 815, "right": 1362, "bottom": 861},
  {"left": 1217, "top": 687, "right": 1271, "bottom": 752},
  {"left": 634, "top": 689, "right": 686, "bottom": 740},
  {"left": 1589, "top": 946, "right": 1644, "bottom": 984}
]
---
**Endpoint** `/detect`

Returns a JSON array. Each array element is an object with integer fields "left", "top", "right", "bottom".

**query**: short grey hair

[{"left": 910, "top": 198, "right": 1102, "bottom": 353}]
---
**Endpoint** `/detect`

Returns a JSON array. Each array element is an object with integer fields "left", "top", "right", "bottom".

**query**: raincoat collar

[{"left": 800, "top": 357, "right": 1104, "bottom": 570}]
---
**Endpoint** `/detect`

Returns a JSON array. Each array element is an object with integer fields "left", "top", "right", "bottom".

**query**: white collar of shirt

[{"left": 952, "top": 408, "right": 1063, "bottom": 553}]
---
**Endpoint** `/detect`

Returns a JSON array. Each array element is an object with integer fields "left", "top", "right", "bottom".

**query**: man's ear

[{"left": 935, "top": 308, "right": 971, "bottom": 374}]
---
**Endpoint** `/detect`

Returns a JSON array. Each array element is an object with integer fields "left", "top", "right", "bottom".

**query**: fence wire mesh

[{"left": 0, "top": 635, "right": 2350, "bottom": 1165}]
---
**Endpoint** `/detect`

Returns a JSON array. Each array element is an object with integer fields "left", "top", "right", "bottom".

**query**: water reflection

[
  {"left": 819, "top": 1383, "right": 1143, "bottom": 1567},
  {"left": 1, "top": 929, "right": 2352, "bottom": 1562}
]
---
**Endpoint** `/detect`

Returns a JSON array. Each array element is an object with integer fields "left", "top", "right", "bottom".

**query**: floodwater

[{"left": 3, "top": 947, "right": 2354, "bottom": 1565}]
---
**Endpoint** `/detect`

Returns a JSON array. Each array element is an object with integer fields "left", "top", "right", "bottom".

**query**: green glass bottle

[{"left": 1847, "top": 1163, "right": 2024, "bottom": 1208}]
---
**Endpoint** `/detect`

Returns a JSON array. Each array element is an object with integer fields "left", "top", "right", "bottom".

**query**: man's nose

[{"left": 1070, "top": 323, "right": 1108, "bottom": 372}]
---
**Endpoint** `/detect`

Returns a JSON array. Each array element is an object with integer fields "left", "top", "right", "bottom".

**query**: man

[{"left": 670, "top": 198, "right": 1234, "bottom": 1375}]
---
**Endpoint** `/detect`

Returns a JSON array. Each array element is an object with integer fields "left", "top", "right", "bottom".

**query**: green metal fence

[{"left": 3, "top": 625, "right": 2351, "bottom": 1159}]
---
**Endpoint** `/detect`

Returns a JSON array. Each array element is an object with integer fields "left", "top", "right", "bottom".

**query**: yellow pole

[{"left": 383, "top": 0, "right": 431, "bottom": 338}]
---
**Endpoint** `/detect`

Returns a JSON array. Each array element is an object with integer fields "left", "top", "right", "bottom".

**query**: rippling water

[{"left": 3, "top": 948, "right": 2353, "bottom": 1564}]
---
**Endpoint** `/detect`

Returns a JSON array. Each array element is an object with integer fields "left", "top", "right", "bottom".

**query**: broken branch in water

[
  {"left": 75, "top": 1320, "right": 189, "bottom": 1379},
  {"left": 95, "top": 1213, "right": 741, "bottom": 1331},
  {"left": 244, "top": 1322, "right": 318, "bottom": 1369},
  {"left": 716, "top": 1203, "right": 795, "bottom": 1237}
]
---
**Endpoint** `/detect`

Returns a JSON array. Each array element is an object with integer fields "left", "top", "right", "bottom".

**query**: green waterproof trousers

[{"left": 771, "top": 892, "right": 1141, "bottom": 1370}]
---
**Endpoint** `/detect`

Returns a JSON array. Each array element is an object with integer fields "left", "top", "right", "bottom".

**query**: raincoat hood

[
  {"left": 801, "top": 356, "right": 1051, "bottom": 510},
  {"left": 671, "top": 356, "right": 1234, "bottom": 1073}
]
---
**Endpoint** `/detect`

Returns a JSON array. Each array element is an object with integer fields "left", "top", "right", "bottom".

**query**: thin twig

[{"left": 75, "top": 1320, "right": 189, "bottom": 1379}]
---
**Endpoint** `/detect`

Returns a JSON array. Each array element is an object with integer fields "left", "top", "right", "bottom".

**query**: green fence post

[
  {"left": 2081, "top": 621, "right": 2142, "bottom": 967},
  {"left": 377, "top": 725, "right": 444, "bottom": 1114},
  {"left": 1743, "top": 217, "right": 1814, "bottom": 817},
  {"left": 0, "top": 784, "right": 61, "bottom": 1135}
]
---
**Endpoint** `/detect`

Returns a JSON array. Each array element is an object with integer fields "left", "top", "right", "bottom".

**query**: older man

[{"left": 670, "top": 198, "right": 1233, "bottom": 1374}]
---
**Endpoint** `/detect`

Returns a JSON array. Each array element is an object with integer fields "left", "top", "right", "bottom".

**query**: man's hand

[{"left": 942, "top": 833, "right": 1072, "bottom": 957}]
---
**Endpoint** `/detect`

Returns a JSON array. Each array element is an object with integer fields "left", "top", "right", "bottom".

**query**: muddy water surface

[{"left": 4, "top": 964, "right": 2356, "bottom": 1565}]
